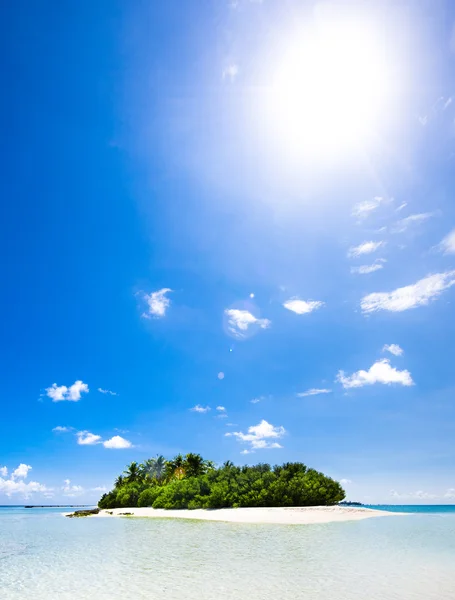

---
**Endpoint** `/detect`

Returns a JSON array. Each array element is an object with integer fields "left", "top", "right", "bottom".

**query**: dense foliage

[{"left": 98, "top": 454, "right": 345, "bottom": 510}]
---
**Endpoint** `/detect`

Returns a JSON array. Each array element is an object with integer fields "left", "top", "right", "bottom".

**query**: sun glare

[{"left": 266, "top": 19, "right": 392, "bottom": 159}]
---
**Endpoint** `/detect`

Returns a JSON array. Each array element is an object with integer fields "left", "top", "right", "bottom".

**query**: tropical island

[{"left": 98, "top": 453, "right": 346, "bottom": 509}]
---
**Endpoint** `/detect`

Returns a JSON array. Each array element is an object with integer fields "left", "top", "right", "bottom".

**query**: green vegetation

[{"left": 98, "top": 454, "right": 345, "bottom": 510}]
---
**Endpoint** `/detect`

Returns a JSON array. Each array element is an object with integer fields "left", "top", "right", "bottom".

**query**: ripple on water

[{"left": 0, "top": 512, "right": 454, "bottom": 599}]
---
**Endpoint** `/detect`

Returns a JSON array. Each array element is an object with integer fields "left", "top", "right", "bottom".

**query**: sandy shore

[{"left": 93, "top": 505, "right": 405, "bottom": 525}]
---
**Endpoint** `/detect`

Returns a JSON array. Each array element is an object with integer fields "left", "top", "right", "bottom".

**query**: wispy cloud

[
  {"left": 0, "top": 466, "right": 7, "bottom": 477},
  {"left": 390, "top": 489, "right": 437, "bottom": 500},
  {"left": 348, "top": 241, "right": 385, "bottom": 258},
  {"left": 143, "top": 288, "right": 172, "bottom": 318},
  {"left": 351, "top": 259, "right": 386, "bottom": 275},
  {"left": 98, "top": 388, "right": 117, "bottom": 396},
  {"left": 224, "top": 309, "right": 270, "bottom": 339},
  {"left": 340, "top": 479, "right": 352, "bottom": 485},
  {"left": 52, "top": 426, "right": 71, "bottom": 433},
  {"left": 383, "top": 344, "right": 404, "bottom": 357},
  {"left": 391, "top": 212, "right": 435, "bottom": 233},
  {"left": 352, "top": 196, "right": 387, "bottom": 219},
  {"left": 190, "top": 404, "right": 211, "bottom": 413},
  {"left": 250, "top": 395, "right": 266, "bottom": 404},
  {"left": 337, "top": 359, "right": 413, "bottom": 389},
  {"left": 222, "top": 64, "right": 239, "bottom": 82},
  {"left": 46, "top": 380, "right": 89, "bottom": 402},
  {"left": 361, "top": 271, "right": 455, "bottom": 313},
  {"left": 297, "top": 388, "right": 332, "bottom": 397},
  {"left": 76, "top": 431, "right": 102, "bottom": 446},
  {"left": 103, "top": 436, "right": 132, "bottom": 449},
  {"left": 226, "top": 419, "right": 286, "bottom": 452},
  {"left": 437, "top": 229, "right": 455, "bottom": 255},
  {"left": 283, "top": 298, "right": 324, "bottom": 314},
  {"left": 444, "top": 488, "right": 455, "bottom": 499},
  {"left": 216, "top": 406, "right": 226, "bottom": 412},
  {"left": 62, "top": 479, "right": 84, "bottom": 497}
]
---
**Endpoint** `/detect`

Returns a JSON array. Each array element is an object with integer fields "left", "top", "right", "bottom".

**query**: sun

[{"left": 265, "top": 18, "right": 391, "bottom": 160}]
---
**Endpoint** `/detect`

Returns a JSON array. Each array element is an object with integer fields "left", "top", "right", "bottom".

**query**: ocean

[{"left": 1, "top": 505, "right": 454, "bottom": 599}]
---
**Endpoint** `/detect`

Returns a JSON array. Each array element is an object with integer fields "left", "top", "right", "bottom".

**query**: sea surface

[{"left": 1, "top": 505, "right": 454, "bottom": 599}]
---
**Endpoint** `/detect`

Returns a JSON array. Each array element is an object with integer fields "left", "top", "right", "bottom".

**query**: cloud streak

[
  {"left": 361, "top": 271, "right": 455, "bottom": 313},
  {"left": 283, "top": 298, "right": 324, "bottom": 314},
  {"left": 348, "top": 241, "right": 385, "bottom": 258},
  {"left": 351, "top": 259, "right": 386, "bottom": 275},
  {"left": 297, "top": 388, "right": 332, "bottom": 397}
]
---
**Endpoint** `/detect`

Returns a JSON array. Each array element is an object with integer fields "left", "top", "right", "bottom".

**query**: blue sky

[{"left": 1, "top": 0, "right": 455, "bottom": 505}]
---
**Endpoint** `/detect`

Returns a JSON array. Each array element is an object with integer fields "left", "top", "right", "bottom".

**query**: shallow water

[{"left": 1, "top": 507, "right": 454, "bottom": 599}]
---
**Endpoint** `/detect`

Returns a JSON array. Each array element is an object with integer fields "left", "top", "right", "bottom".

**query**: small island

[{"left": 98, "top": 454, "right": 345, "bottom": 510}]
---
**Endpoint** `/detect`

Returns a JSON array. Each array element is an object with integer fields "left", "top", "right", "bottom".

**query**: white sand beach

[{"left": 94, "top": 505, "right": 405, "bottom": 525}]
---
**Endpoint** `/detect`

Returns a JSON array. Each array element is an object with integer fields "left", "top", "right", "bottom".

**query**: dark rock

[{"left": 66, "top": 508, "right": 100, "bottom": 518}]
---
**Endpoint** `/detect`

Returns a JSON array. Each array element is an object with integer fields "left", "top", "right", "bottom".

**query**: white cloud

[
  {"left": 12, "top": 464, "right": 32, "bottom": 479},
  {"left": 348, "top": 241, "right": 384, "bottom": 258},
  {"left": 283, "top": 298, "right": 324, "bottom": 314},
  {"left": 352, "top": 196, "right": 386, "bottom": 219},
  {"left": 190, "top": 404, "right": 211, "bottom": 413},
  {"left": 224, "top": 309, "right": 270, "bottom": 339},
  {"left": 226, "top": 419, "right": 286, "bottom": 452},
  {"left": 216, "top": 406, "right": 226, "bottom": 411},
  {"left": 390, "top": 489, "right": 437, "bottom": 500},
  {"left": 383, "top": 344, "right": 404, "bottom": 357},
  {"left": 0, "top": 477, "right": 51, "bottom": 498},
  {"left": 92, "top": 486, "right": 108, "bottom": 493},
  {"left": 297, "top": 388, "right": 332, "bottom": 397},
  {"left": 76, "top": 431, "right": 102, "bottom": 446},
  {"left": 52, "top": 426, "right": 71, "bottom": 433},
  {"left": 396, "top": 202, "right": 407, "bottom": 212},
  {"left": 0, "top": 466, "right": 7, "bottom": 477},
  {"left": 103, "top": 436, "right": 132, "bottom": 449},
  {"left": 46, "top": 380, "right": 89, "bottom": 402},
  {"left": 438, "top": 229, "right": 455, "bottom": 255},
  {"left": 143, "top": 288, "right": 172, "bottom": 318},
  {"left": 62, "top": 479, "right": 84, "bottom": 497},
  {"left": 443, "top": 97, "right": 452, "bottom": 110},
  {"left": 391, "top": 212, "right": 435, "bottom": 233},
  {"left": 337, "top": 359, "right": 413, "bottom": 389},
  {"left": 351, "top": 259, "right": 386, "bottom": 275},
  {"left": 222, "top": 64, "right": 239, "bottom": 81},
  {"left": 98, "top": 388, "right": 117, "bottom": 396},
  {"left": 217, "top": 372, "right": 225, "bottom": 380},
  {"left": 444, "top": 488, "right": 455, "bottom": 499},
  {"left": 361, "top": 271, "right": 455, "bottom": 313},
  {"left": 340, "top": 479, "right": 352, "bottom": 485}
]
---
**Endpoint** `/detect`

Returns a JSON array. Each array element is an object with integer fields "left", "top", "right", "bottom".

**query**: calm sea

[{"left": 1, "top": 505, "right": 454, "bottom": 599}]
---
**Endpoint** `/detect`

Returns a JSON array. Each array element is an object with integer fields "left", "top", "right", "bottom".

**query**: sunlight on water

[{"left": 1, "top": 509, "right": 454, "bottom": 599}]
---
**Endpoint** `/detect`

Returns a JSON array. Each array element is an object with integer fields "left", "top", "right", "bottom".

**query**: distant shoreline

[{"left": 91, "top": 505, "right": 407, "bottom": 525}]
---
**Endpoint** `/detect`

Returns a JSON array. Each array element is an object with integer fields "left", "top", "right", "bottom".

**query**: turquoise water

[{"left": 1, "top": 506, "right": 455, "bottom": 599}]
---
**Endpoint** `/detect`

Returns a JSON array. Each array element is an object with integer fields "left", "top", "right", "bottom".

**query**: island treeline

[{"left": 98, "top": 454, "right": 345, "bottom": 509}]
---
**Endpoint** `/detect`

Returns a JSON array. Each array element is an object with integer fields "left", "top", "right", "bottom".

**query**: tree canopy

[{"left": 98, "top": 454, "right": 345, "bottom": 510}]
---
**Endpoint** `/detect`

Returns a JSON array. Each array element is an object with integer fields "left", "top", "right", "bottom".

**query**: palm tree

[
  {"left": 165, "top": 454, "right": 185, "bottom": 480},
  {"left": 123, "top": 461, "right": 142, "bottom": 483},
  {"left": 142, "top": 455, "right": 167, "bottom": 482},
  {"left": 184, "top": 453, "right": 206, "bottom": 478},
  {"left": 114, "top": 475, "right": 124, "bottom": 488}
]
